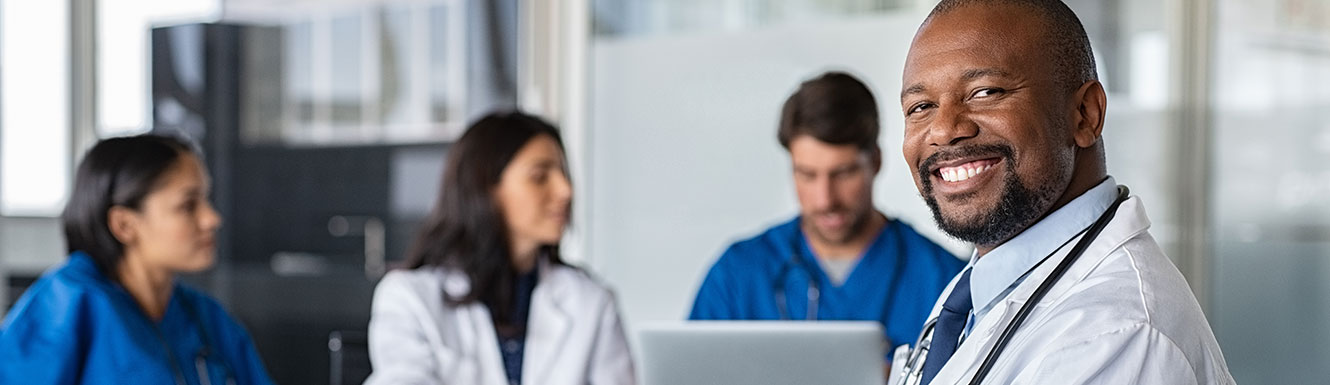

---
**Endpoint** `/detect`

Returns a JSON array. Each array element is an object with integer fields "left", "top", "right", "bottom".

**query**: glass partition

[{"left": 1209, "top": 0, "right": 1330, "bottom": 383}]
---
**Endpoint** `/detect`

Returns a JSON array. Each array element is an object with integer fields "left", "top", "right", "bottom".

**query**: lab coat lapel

[
  {"left": 440, "top": 269, "right": 510, "bottom": 385},
  {"left": 525, "top": 260, "right": 572, "bottom": 383},
  {"left": 471, "top": 306, "right": 509, "bottom": 384},
  {"left": 1067, "top": 197, "right": 1150, "bottom": 283}
]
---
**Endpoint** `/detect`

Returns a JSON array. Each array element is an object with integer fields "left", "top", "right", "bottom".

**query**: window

[
  {"left": 97, "top": 0, "right": 217, "bottom": 137},
  {"left": 0, "top": 0, "right": 70, "bottom": 216}
]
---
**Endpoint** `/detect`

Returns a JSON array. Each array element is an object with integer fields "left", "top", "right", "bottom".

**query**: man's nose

[
  {"left": 809, "top": 176, "right": 838, "bottom": 210},
  {"left": 925, "top": 103, "right": 979, "bottom": 147}
]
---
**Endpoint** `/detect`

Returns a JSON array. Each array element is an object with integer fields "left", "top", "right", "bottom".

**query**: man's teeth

[{"left": 940, "top": 164, "right": 992, "bottom": 182}]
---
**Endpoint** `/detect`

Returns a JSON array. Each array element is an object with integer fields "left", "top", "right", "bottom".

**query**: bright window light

[
  {"left": 97, "top": 0, "right": 218, "bottom": 137},
  {"left": 1, "top": 0, "right": 71, "bottom": 216}
]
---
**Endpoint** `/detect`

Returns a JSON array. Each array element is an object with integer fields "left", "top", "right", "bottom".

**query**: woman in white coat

[{"left": 365, "top": 112, "right": 636, "bottom": 385}]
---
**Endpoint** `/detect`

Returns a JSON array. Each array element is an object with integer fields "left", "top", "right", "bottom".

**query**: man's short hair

[
  {"left": 777, "top": 71, "right": 880, "bottom": 152},
  {"left": 927, "top": 0, "right": 1098, "bottom": 93}
]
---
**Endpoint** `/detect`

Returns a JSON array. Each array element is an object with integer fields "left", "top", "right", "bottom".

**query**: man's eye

[
  {"left": 973, "top": 88, "right": 1005, "bottom": 98},
  {"left": 907, "top": 102, "right": 934, "bottom": 115}
]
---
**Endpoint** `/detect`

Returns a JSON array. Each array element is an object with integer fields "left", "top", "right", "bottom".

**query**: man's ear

[
  {"left": 107, "top": 206, "right": 138, "bottom": 246},
  {"left": 1071, "top": 80, "right": 1107, "bottom": 149},
  {"left": 870, "top": 146, "right": 883, "bottom": 174}
]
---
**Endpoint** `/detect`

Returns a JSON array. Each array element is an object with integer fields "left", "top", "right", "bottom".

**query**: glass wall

[{"left": 1209, "top": 0, "right": 1330, "bottom": 383}]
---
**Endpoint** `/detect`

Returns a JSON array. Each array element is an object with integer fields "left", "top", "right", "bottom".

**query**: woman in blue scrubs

[{"left": 0, "top": 134, "right": 274, "bottom": 384}]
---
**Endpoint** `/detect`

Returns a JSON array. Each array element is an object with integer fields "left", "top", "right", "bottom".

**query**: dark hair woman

[
  {"left": 0, "top": 134, "right": 274, "bottom": 384},
  {"left": 365, "top": 112, "right": 635, "bottom": 385}
]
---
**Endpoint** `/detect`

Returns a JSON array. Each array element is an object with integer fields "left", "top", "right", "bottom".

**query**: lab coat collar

[{"left": 438, "top": 255, "right": 571, "bottom": 300}]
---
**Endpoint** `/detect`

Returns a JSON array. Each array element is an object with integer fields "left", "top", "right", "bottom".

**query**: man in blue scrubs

[{"left": 689, "top": 72, "right": 964, "bottom": 353}]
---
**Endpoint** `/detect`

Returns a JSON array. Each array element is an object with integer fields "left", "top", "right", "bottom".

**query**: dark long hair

[
  {"left": 62, "top": 134, "right": 195, "bottom": 277},
  {"left": 404, "top": 111, "right": 568, "bottom": 327}
]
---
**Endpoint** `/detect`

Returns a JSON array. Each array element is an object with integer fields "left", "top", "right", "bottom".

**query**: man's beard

[{"left": 919, "top": 144, "right": 1063, "bottom": 247}]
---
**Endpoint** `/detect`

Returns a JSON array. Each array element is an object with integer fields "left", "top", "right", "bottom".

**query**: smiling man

[
  {"left": 690, "top": 72, "right": 963, "bottom": 359},
  {"left": 893, "top": 1, "right": 1233, "bottom": 384}
]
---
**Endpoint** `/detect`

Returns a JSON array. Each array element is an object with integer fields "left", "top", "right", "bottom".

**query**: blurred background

[{"left": 0, "top": 0, "right": 1326, "bottom": 383}]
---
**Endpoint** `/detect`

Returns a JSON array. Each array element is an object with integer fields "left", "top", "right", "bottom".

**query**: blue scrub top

[
  {"left": 689, "top": 217, "right": 964, "bottom": 351},
  {"left": 0, "top": 252, "right": 275, "bottom": 385}
]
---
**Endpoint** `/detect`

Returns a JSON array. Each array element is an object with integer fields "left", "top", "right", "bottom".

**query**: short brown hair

[{"left": 777, "top": 71, "right": 880, "bottom": 152}]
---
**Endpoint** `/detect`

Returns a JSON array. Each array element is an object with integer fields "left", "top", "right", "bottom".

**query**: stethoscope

[
  {"left": 773, "top": 250, "right": 821, "bottom": 321},
  {"left": 173, "top": 297, "right": 237, "bottom": 385},
  {"left": 772, "top": 220, "right": 906, "bottom": 323},
  {"left": 895, "top": 185, "right": 1129, "bottom": 385},
  {"left": 114, "top": 275, "right": 237, "bottom": 385}
]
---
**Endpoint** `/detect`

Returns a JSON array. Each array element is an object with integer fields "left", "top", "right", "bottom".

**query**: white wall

[
  {"left": 586, "top": 12, "right": 970, "bottom": 337},
  {"left": 0, "top": 218, "right": 62, "bottom": 266}
]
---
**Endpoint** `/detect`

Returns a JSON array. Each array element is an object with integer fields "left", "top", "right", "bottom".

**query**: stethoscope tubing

[
  {"left": 774, "top": 221, "right": 907, "bottom": 325},
  {"left": 774, "top": 255, "right": 820, "bottom": 321},
  {"left": 179, "top": 297, "right": 237, "bottom": 385}
]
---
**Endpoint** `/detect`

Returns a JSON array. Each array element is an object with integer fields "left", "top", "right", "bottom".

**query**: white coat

[
  {"left": 890, "top": 197, "right": 1234, "bottom": 384},
  {"left": 365, "top": 260, "right": 636, "bottom": 385}
]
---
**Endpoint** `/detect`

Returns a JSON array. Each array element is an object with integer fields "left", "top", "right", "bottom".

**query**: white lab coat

[
  {"left": 364, "top": 260, "right": 637, "bottom": 385},
  {"left": 890, "top": 197, "right": 1234, "bottom": 384}
]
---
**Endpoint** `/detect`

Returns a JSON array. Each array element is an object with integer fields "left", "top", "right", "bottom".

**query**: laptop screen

[{"left": 638, "top": 321, "right": 886, "bottom": 385}]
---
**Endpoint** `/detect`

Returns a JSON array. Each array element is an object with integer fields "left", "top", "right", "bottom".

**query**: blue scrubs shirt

[
  {"left": 689, "top": 217, "right": 964, "bottom": 351},
  {"left": 0, "top": 252, "right": 275, "bottom": 385}
]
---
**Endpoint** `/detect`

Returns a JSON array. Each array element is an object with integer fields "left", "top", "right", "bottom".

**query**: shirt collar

[{"left": 969, "top": 177, "right": 1118, "bottom": 318}]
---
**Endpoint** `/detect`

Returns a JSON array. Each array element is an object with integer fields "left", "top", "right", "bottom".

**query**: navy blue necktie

[{"left": 920, "top": 269, "right": 973, "bottom": 385}]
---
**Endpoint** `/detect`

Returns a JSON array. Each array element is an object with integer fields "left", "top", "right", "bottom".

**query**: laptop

[{"left": 638, "top": 321, "right": 886, "bottom": 385}]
